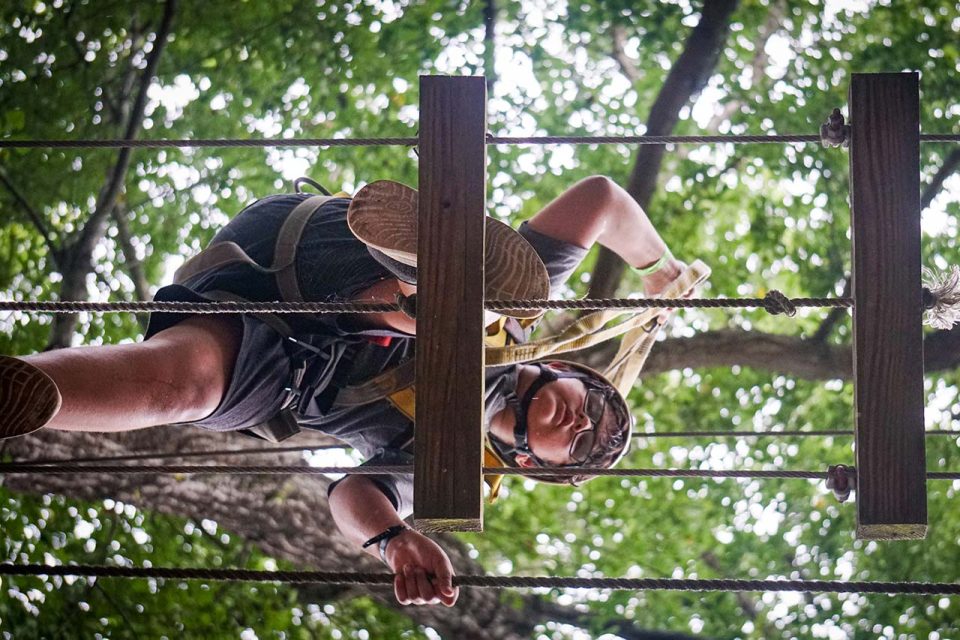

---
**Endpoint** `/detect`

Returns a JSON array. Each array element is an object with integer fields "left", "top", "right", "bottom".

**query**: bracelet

[
  {"left": 362, "top": 524, "right": 408, "bottom": 564},
  {"left": 632, "top": 248, "right": 673, "bottom": 277}
]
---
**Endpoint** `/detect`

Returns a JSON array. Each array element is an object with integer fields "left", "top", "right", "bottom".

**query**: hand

[
  {"left": 641, "top": 257, "right": 688, "bottom": 324},
  {"left": 641, "top": 257, "right": 685, "bottom": 298},
  {"left": 384, "top": 529, "right": 459, "bottom": 607}
]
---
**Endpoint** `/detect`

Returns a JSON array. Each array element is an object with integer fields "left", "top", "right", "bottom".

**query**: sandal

[
  {"left": 0, "top": 356, "right": 62, "bottom": 440},
  {"left": 347, "top": 180, "right": 550, "bottom": 319}
]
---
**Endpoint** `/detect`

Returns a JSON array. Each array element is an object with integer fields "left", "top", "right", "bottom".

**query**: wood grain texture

[
  {"left": 414, "top": 76, "right": 486, "bottom": 532},
  {"left": 849, "top": 72, "right": 926, "bottom": 540}
]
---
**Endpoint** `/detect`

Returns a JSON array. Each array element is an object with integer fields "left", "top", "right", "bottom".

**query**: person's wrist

[
  {"left": 632, "top": 248, "right": 673, "bottom": 278},
  {"left": 652, "top": 257, "right": 683, "bottom": 283},
  {"left": 362, "top": 524, "right": 409, "bottom": 565},
  {"left": 383, "top": 528, "right": 415, "bottom": 568}
]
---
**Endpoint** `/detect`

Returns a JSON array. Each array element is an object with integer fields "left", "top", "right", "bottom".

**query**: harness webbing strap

[
  {"left": 333, "top": 358, "right": 417, "bottom": 407},
  {"left": 484, "top": 260, "right": 711, "bottom": 368},
  {"left": 173, "top": 240, "right": 274, "bottom": 284},
  {"left": 272, "top": 195, "right": 335, "bottom": 302}
]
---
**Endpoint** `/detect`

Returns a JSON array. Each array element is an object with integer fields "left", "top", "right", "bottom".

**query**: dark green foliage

[{"left": 2, "top": 0, "right": 959, "bottom": 637}]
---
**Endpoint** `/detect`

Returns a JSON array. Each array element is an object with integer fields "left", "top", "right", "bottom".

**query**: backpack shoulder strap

[
  {"left": 173, "top": 241, "right": 261, "bottom": 285},
  {"left": 271, "top": 195, "right": 335, "bottom": 302},
  {"left": 173, "top": 195, "right": 334, "bottom": 302}
]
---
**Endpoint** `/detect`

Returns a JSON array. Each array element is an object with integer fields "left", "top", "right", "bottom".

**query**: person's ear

[{"left": 514, "top": 453, "right": 535, "bottom": 468}]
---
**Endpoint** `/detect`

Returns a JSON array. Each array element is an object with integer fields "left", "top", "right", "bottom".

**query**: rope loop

[
  {"left": 395, "top": 292, "right": 417, "bottom": 319},
  {"left": 762, "top": 290, "right": 797, "bottom": 316}
]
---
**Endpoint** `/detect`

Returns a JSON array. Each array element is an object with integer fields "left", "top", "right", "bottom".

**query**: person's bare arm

[
  {"left": 328, "top": 475, "right": 459, "bottom": 606},
  {"left": 525, "top": 175, "right": 682, "bottom": 294}
]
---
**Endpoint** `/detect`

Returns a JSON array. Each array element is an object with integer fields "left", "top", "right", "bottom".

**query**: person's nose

[{"left": 572, "top": 410, "right": 592, "bottom": 432}]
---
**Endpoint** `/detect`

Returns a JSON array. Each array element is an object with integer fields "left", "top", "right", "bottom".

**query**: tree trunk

[
  {"left": 574, "top": 324, "right": 960, "bottom": 381},
  {"left": 588, "top": 0, "right": 740, "bottom": 300},
  {"left": 1, "top": 428, "right": 674, "bottom": 639},
  {"left": 46, "top": 0, "right": 177, "bottom": 350}
]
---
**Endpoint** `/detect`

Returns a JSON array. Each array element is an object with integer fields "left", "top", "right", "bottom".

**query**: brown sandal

[
  {"left": 0, "top": 356, "right": 62, "bottom": 440},
  {"left": 347, "top": 180, "right": 550, "bottom": 319}
]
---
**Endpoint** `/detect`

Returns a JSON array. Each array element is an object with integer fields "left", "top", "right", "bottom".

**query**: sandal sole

[
  {"left": 348, "top": 181, "right": 549, "bottom": 318},
  {"left": 0, "top": 356, "right": 61, "bottom": 440}
]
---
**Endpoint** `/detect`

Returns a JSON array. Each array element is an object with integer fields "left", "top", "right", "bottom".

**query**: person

[{"left": 0, "top": 175, "right": 686, "bottom": 607}]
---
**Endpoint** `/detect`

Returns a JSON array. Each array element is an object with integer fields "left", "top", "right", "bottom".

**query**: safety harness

[{"left": 172, "top": 183, "right": 711, "bottom": 499}]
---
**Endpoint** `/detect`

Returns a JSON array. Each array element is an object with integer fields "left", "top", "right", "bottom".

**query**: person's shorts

[{"left": 144, "top": 194, "right": 394, "bottom": 432}]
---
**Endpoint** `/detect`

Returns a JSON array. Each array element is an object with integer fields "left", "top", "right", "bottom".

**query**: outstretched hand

[
  {"left": 384, "top": 529, "right": 459, "bottom": 607},
  {"left": 641, "top": 257, "right": 689, "bottom": 324}
]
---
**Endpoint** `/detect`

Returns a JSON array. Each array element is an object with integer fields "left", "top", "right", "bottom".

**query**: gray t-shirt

[{"left": 318, "top": 222, "right": 588, "bottom": 518}]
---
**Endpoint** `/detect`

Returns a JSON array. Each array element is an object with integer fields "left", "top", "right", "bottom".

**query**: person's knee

[{"left": 145, "top": 316, "right": 243, "bottom": 422}]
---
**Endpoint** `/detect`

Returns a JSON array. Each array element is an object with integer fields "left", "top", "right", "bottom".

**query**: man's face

[{"left": 522, "top": 376, "right": 597, "bottom": 466}]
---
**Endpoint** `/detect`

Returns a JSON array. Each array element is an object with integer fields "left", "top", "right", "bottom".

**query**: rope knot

[
  {"left": 820, "top": 108, "right": 850, "bottom": 148},
  {"left": 825, "top": 464, "right": 857, "bottom": 502},
  {"left": 763, "top": 290, "right": 797, "bottom": 316},
  {"left": 395, "top": 292, "right": 417, "bottom": 319}
]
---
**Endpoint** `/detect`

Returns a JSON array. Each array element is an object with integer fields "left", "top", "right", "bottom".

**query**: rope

[
  {"left": 0, "top": 300, "right": 398, "bottom": 314},
  {"left": 5, "top": 430, "right": 954, "bottom": 469},
  {"left": 4, "top": 462, "right": 959, "bottom": 480},
  {"left": 1, "top": 133, "right": 954, "bottom": 149},
  {"left": 1, "top": 563, "right": 958, "bottom": 594},
  {"left": 634, "top": 429, "right": 960, "bottom": 439},
  {"left": 10, "top": 444, "right": 343, "bottom": 467},
  {"left": 487, "top": 134, "right": 821, "bottom": 145},
  {"left": 0, "top": 137, "right": 419, "bottom": 149},
  {"left": 0, "top": 293, "right": 853, "bottom": 315}
]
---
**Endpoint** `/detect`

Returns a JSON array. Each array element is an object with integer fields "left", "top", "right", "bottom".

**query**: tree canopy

[{"left": 1, "top": 0, "right": 959, "bottom": 638}]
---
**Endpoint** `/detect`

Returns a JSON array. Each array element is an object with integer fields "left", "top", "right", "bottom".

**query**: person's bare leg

[{"left": 22, "top": 315, "right": 243, "bottom": 432}]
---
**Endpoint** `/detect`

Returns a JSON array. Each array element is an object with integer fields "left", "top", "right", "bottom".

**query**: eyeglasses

[{"left": 568, "top": 387, "right": 607, "bottom": 463}]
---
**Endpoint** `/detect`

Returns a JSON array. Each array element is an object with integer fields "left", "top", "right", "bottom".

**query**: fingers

[
  {"left": 395, "top": 564, "right": 442, "bottom": 605},
  {"left": 434, "top": 567, "right": 459, "bottom": 607},
  {"left": 394, "top": 570, "right": 408, "bottom": 605}
]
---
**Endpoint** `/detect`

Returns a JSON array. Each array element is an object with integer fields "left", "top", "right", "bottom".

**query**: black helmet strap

[{"left": 514, "top": 363, "right": 597, "bottom": 465}]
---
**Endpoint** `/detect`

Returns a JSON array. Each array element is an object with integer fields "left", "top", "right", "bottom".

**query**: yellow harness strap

[
  {"left": 382, "top": 383, "right": 507, "bottom": 502},
  {"left": 485, "top": 260, "right": 711, "bottom": 372}
]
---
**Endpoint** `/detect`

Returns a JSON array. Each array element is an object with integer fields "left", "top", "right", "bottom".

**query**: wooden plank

[
  {"left": 849, "top": 72, "right": 926, "bottom": 540},
  {"left": 413, "top": 76, "right": 487, "bottom": 532}
]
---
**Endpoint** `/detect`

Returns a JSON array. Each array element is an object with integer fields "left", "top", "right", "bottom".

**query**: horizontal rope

[
  {"left": 0, "top": 137, "right": 418, "bottom": 149},
  {"left": 0, "top": 294, "right": 853, "bottom": 315},
  {"left": 17, "top": 429, "right": 960, "bottom": 466},
  {"left": 0, "top": 300, "right": 398, "bottom": 314},
  {"left": 635, "top": 429, "right": 960, "bottom": 439},
  {"left": 1, "top": 133, "right": 955, "bottom": 149},
  {"left": 1, "top": 563, "right": 957, "bottom": 594},
  {"left": 489, "top": 134, "right": 822, "bottom": 145},
  {"left": 7, "top": 429, "right": 957, "bottom": 469},
  {"left": 3, "top": 462, "right": 958, "bottom": 480},
  {"left": 12, "top": 444, "right": 342, "bottom": 467}
]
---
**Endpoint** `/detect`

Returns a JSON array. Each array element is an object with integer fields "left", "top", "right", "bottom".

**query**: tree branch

[
  {"left": 588, "top": 0, "right": 740, "bottom": 301},
  {"left": 921, "top": 147, "right": 960, "bottom": 212},
  {"left": 482, "top": 0, "right": 498, "bottom": 96},
  {"left": 0, "top": 164, "right": 61, "bottom": 267},
  {"left": 47, "top": 0, "right": 178, "bottom": 349},
  {"left": 111, "top": 203, "right": 150, "bottom": 302},
  {"left": 810, "top": 276, "right": 850, "bottom": 343},
  {"left": 577, "top": 323, "right": 960, "bottom": 381},
  {"left": 611, "top": 24, "right": 640, "bottom": 83},
  {"left": 704, "top": 0, "right": 784, "bottom": 134}
]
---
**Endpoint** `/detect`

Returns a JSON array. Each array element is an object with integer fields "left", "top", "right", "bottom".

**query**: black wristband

[{"left": 361, "top": 524, "right": 408, "bottom": 564}]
